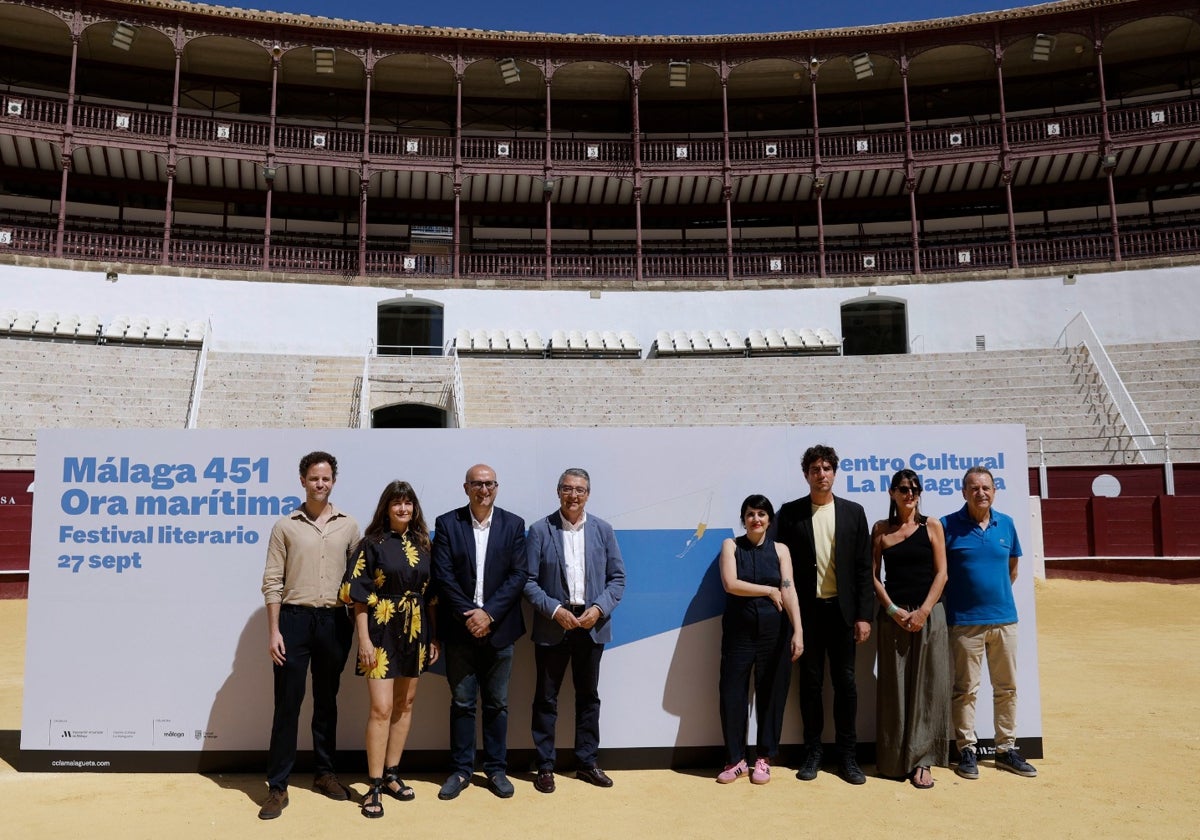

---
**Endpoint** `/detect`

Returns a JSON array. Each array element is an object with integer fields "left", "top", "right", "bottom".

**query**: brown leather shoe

[
  {"left": 534, "top": 769, "right": 556, "bottom": 794},
  {"left": 576, "top": 767, "right": 614, "bottom": 788},
  {"left": 312, "top": 773, "right": 350, "bottom": 801},
  {"left": 258, "top": 788, "right": 289, "bottom": 819}
]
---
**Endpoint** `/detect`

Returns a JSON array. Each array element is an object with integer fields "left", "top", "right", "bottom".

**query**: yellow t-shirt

[{"left": 812, "top": 500, "right": 837, "bottom": 598}]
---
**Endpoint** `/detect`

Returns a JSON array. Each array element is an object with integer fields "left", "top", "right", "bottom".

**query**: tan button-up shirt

[{"left": 261, "top": 503, "right": 361, "bottom": 608}]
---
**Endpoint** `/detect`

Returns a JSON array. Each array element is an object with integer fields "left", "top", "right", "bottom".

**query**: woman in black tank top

[{"left": 871, "top": 469, "right": 950, "bottom": 789}]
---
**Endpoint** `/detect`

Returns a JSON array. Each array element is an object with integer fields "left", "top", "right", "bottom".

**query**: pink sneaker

[
  {"left": 751, "top": 757, "right": 771, "bottom": 784},
  {"left": 716, "top": 760, "right": 747, "bottom": 783}
]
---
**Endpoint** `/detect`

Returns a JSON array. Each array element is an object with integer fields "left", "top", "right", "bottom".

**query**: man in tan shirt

[{"left": 259, "top": 451, "right": 361, "bottom": 819}]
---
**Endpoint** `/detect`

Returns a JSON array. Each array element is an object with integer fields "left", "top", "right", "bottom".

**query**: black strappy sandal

[
  {"left": 382, "top": 765, "right": 416, "bottom": 801},
  {"left": 360, "top": 778, "right": 385, "bottom": 818}
]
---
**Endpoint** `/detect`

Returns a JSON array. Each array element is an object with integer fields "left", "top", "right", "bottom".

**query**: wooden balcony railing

[
  {"left": 2, "top": 90, "right": 1197, "bottom": 173},
  {"left": 0, "top": 220, "right": 1197, "bottom": 280}
]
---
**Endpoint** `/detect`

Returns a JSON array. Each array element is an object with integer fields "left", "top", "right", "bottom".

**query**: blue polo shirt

[{"left": 941, "top": 505, "right": 1022, "bottom": 626}]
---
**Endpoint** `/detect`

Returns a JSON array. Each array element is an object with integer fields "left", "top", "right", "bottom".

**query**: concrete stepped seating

[
  {"left": 1107, "top": 341, "right": 1200, "bottom": 448},
  {"left": 0, "top": 337, "right": 198, "bottom": 469},
  {"left": 195, "top": 352, "right": 362, "bottom": 428},
  {"left": 459, "top": 347, "right": 1128, "bottom": 466}
]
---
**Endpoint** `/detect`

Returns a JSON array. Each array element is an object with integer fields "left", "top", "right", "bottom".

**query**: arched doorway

[
  {"left": 377, "top": 300, "right": 444, "bottom": 356},
  {"left": 841, "top": 299, "right": 907, "bottom": 356},
  {"left": 372, "top": 403, "right": 448, "bottom": 428}
]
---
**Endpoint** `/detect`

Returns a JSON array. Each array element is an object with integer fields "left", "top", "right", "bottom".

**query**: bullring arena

[{"left": 0, "top": 0, "right": 1198, "bottom": 836}]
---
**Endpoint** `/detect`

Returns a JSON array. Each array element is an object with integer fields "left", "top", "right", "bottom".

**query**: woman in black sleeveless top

[
  {"left": 716, "top": 494, "right": 804, "bottom": 785},
  {"left": 871, "top": 469, "right": 950, "bottom": 789}
]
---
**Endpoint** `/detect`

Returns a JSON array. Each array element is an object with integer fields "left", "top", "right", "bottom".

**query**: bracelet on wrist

[{"left": 886, "top": 603, "right": 900, "bottom": 617}]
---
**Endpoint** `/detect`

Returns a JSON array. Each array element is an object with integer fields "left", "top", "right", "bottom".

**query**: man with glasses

[
  {"left": 775, "top": 444, "right": 873, "bottom": 785},
  {"left": 431, "top": 464, "right": 528, "bottom": 800},
  {"left": 942, "top": 466, "right": 1037, "bottom": 780},
  {"left": 523, "top": 468, "right": 626, "bottom": 794}
]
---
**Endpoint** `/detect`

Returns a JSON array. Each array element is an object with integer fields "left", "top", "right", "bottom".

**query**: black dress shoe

[
  {"left": 838, "top": 757, "right": 867, "bottom": 785},
  {"left": 488, "top": 772, "right": 515, "bottom": 798},
  {"left": 534, "top": 769, "right": 556, "bottom": 793},
  {"left": 795, "top": 749, "right": 822, "bottom": 781},
  {"left": 438, "top": 772, "right": 471, "bottom": 801},
  {"left": 576, "top": 767, "right": 614, "bottom": 788}
]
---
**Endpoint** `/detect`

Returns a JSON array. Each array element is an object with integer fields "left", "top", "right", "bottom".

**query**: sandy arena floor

[{"left": 2, "top": 578, "right": 1197, "bottom": 839}]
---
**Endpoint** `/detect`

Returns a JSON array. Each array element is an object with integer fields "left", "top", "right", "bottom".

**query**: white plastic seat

[
  {"left": 454, "top": 327, "right": 471, "bottom": 349},
  {"left": 76, "top": 314, "right": 102, "bottom": 340},
  {"left": 487, "top": 329, "right": 508, "bottom": 351},
  {"left": 816, "top": 327, "right": 839, "bottom": 347},
  {"left": 184, "top": 320, "right": 207, "bottom": 344},
  {"left": 0, "top": 308, "right": 17, "bottom": 331},
  {"left": 619, "top": 330, "right": 641, "bottom": 352},
  {"left": 799, "top": 327, "right": 820, "bottom": 347},
  {"left": 705, "top": 330, "right": 726, "bottom": 350},
  {"left": 782, "top": 328, "right": 804, "bottom": 349},
  {"left": 688, "top": 330, "right": 710, "bottom": 351},
  {"left": 505, "top": 330, "right": 526, "bottom": 351},
  {"left": 163, "top": 319, "right": 188, "bottom": 342},
  {"left": 103, "top": 314, "right": 130, "bottom": 341},
  {"left": 567, "top": 329, "right": 587, "bottom": 350},
  {"left": 747, "top": 329, "right": 767, "bottom": 350},
  {"left": 601, "top": 330, "right": 622, "bottom": 350},
  {"left": 145, "top": 317, "right": 170, "bottom": 342},
  {"left": 654, "top": 330, "right": 672, "bottom": 353},
  {"left": 763, "top": 328, "right": 786, "bottom": 349},
  {"left": 54, "top": 313, "right": 81, "bottom": 337},
  {"left": 470, "top": 328, "right": 490, "bottom": 350},
  {"left": 524, "top": 330, "right": 545, "bottom": 353},
  {"left": 723, "top": 329, "right": 745, "bottom": 350},
  {"left": 585, "top": 330, "right": 605, "bottom": 351},
  {"left": 126, "top": 316, "right": 150, "bottom": 341},
  {"left": 31, "top": 311, "right": 59, "bottom": 336},
  {"left": 550, "top": 329, "right": 569, "bottom": 351}
]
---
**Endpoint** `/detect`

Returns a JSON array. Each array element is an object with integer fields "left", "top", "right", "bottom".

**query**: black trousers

[
  {"left": 718, "top": 613, "right": 792, "bottom": 765},
  {"left": 799, "top": 598, "right": 858, "bottom": 757},
  {"left": 531, "top": 629, "right": 605, "bottom": 770},
  {"left": 266, "top": 604, "right": 353, "bottom": 790}
]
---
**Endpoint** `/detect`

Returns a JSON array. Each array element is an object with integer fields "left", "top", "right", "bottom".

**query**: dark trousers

[
  {"left": 444, "top": 638, "right": 514, "bottom": 776},
  {"left": 799, "top": 598, "right": 858, "bottom": 757},
  {"left": 719, "top": 615, "right": 792, "bottom": 765},
  {"left": 532, "top": 629, "right": 605, "bottom": 770},
  {"left": 267, "top": 604, "right": 353, "bottom": 790}
]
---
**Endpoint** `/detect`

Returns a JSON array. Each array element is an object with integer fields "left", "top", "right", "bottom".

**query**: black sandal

[
  {"left": 382, "top": 765, "right": 416, "bottom": 801},
  {"left": 360, "top": 778, "right": 385, "bottom": 818}
]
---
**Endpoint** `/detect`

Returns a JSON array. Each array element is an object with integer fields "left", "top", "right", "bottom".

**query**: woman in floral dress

[{"left": 341, "top": 480, "right": 438, "bottom": 817}]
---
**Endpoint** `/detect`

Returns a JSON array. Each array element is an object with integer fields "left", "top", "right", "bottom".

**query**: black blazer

[
  {"left": 774, "top": 494, "right": 873, "bottom": 627},
  {"left": 431, "top": 505, "right": 528, "bottom": 649}
]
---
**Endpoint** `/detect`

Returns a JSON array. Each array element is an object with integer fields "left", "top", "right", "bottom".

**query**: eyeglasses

[
  {"left": 558, "top": 486, "right": 589, "bottom": 496},
  {"left": 467, "top": 480, "right": 498, "bottom": 490},
  {"left": 894, "top": 485, "right": 921, "bottom": 495}
]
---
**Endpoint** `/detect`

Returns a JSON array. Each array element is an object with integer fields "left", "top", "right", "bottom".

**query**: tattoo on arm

[{"left": 781, "top": 579, "right": 792, "bottom": 589}]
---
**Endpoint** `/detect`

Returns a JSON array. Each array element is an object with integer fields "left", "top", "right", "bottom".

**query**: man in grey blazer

[{"left": 524, "top": 467, "right": 626, "bottom": 793}]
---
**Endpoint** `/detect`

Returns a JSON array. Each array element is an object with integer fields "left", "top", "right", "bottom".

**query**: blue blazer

[
  {"left": 431, "top": 505, "right": 528, "bottom": 649},
  {"left": 524, "top": 511, "right": 626, "bottom": 645}
]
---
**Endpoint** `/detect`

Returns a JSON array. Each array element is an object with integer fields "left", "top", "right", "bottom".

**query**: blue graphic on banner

[{"left": 609, "top": 528, "right": 733, "bottom": 648}]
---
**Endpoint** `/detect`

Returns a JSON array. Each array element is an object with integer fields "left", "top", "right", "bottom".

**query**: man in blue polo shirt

[{"left": 941, "top": 466, "right": 1037, "bottom": 780}]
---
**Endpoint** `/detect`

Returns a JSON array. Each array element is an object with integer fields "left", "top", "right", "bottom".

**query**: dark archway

[
  {"left": 841, "top": 299, "right": 907, "bottom": 356},
  {"left": 372, "top": 403, "right": 448, "bottom": 428},
  {"left": 377, "top": 301, "right": 444, "bottom": 356}
]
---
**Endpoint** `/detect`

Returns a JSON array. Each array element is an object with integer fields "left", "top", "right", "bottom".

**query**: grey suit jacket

[{"left": 524, "top": 511, "right": 626, "bottom": 645}]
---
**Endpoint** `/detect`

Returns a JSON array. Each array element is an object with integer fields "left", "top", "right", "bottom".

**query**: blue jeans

[{"left": 444, "top": 639, "right": 514, "bottom": 776}]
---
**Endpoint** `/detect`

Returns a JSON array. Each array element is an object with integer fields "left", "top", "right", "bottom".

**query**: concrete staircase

[
  {"left": 195, "top": 352, "right": 362, "bottom": 429},
  {"left": 0, "top": 337, "right": 198, "bottom": 469}
]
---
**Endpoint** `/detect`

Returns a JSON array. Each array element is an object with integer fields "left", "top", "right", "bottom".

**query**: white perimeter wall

[{"left": 2, "top": 263, "right": 1198, "bottom": 355}]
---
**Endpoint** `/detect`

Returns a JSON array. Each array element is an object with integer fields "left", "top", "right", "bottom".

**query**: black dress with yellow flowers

[{"left": 340, "top": 529, "right": 435, "bottom": 679}]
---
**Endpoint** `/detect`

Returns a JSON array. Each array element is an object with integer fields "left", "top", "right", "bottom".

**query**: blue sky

[{"left": 208, "top": 0, "right": 1019, "bottom": 37}]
